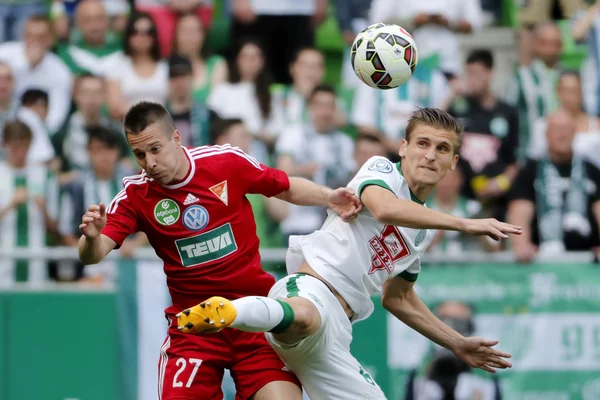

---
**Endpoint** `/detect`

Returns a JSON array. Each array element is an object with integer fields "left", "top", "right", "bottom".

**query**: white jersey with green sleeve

[{"left": 285, "top": 156, "right": 435, "bottom": 322}]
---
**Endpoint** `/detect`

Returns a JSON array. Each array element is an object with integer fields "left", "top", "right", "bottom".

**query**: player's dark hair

[
  {"left": 123, "top": 12, "right": 161, "bottom": 62},
  {"left": 405, "top": 108, "right": 464, "bottom": 153},
  {"left": 308, "top": 83, "right": 336, "bottom": 103},
  {"left": 21, "top": 88, "right": 49, "bottom": 108},
  {"left": 123, "top": 101, "right": 176, "bottom": 138},
  {"left": 87, "top": 125, "right": 123, "bottom": 149},
  {"left": 210, "top": 118, "right": 244, "bottom": 145},
  {"left": 230, "top": 37, "right": 272, "bottom": 120},
  {"left": 466, "top": 49, "right": 494, "bottom": 70},
  {"left": 291, "top": 46, "right": 323, "bottom": 65},
  {"left": 3, "top": 120, "right": 33, "bottom": 143}
]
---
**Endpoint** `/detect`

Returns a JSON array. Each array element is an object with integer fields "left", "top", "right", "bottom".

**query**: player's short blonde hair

[{"left": 405, "top": 108, "right": 463, "bottom": 154}]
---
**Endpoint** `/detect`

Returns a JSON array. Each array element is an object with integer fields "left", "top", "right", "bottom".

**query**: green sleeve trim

[
  {"left": 398, "top": 270, "right": 419, "bottom": 282},
  {"left": 269, "top": 300, "right": 295, "bottom": 334},
  {"left": 358, "top": 179, "right": 394, "bottom": 200}
]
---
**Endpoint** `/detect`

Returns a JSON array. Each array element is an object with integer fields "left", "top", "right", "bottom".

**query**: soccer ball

[{"left": 351, "top": 23, "right": 418, "bottom": 90}]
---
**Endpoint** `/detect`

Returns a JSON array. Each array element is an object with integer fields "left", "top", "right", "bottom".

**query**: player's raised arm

[
  {"left": 275, "top": 177, "right": 362, "bottom": 222},
  {"left": 381, "top": 275, "right": 512, "bottom": 373},
  {"left": 361, "top": 185, "right": 521, "bottom": 240},
  {"left": 78, "top": 202, "right": 117, "bottom": 265}
]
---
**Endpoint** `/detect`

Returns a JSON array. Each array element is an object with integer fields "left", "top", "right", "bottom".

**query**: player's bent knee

[{"left": 274, "top": 297, "right": 321, "bottom": 343}]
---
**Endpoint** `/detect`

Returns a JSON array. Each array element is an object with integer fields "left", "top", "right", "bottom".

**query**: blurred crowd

[{"left": 1, "top": 0, "right": 600, "bottom": 286}]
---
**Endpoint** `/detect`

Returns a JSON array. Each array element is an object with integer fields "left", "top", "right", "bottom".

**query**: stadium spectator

[
  {"left": 0, "top": 0, "right": 45, "bottom": 43},
  {"left": 50, "top": 0, "right": 130, "bottom": 40},
  {"left": 0, "top": 15, "right": 73, "bottom": 135},
  {"left": 17, "top": 89, "right": 55, "bottom": 166},
  {"left": 369, "top": 0, "right": 484, "bottom": 77},
  {"left": 271, "top": 47, "right": 324, "bottom": 129},
  {"left": 171, "top": 13, "right": 227, "bottom": 105},
  {"left": 166, "top": 55, "right": 214, "bottom": 146},
  {"left": 276, "top": 84, "right": 355, "bottom": 237},
  {"left": 58, "top": 126, "right": 140, "bottom": 282},
  {"left": 136, "top": 0, "right": 212, "bottom": 57},
  {"left": 105, "top": 12, "right": 168, "bottom": 120},
  {"left": 212, "top": 117, "right": 288, "bottom": 257},
  {"left": 427, "top": 166, "right": 499, "bottom": 255},
  {"left": 445, "top": 49, "right": 519, "bottom": 221},
  {"left": 572, "top": 1, "right": 600, "bottom": 118},
  {"left": 351, "top": 63, "right": 448, "bottom": 156},
  {"left": 55, "top": 0, "right": 123, "bottom": 76},
  {"left": 517, "top": 0, "right": 587, "bottom": 64},
  {"left": 403, "top": 301, "right": 502, "bottom": 400},
  {"left": 528, "top": 71, "right": 600, "bottom": 169},
  {"left": 507, "top": 110, "right": 600, "bottom": 263},
  {"left": 353, "top": 133, "right": 386, "bottom": 172},
  {"left": 207, "top": 38, "right": 276, "bottom": 163},
  {"left": 0, "top": 120, "right": 58, "bottom": 286},
  {"left": 505, "top": 22, "right": 563, "bottom": 160},
  {"left": 57, "top": 74, "right": 123, "bottom": 174},
  {"left": 230, "top": 0, "right": 327, "bottom": 84},
  {"left": 0, "top": 62, "right": 18, "bottom": 142}
]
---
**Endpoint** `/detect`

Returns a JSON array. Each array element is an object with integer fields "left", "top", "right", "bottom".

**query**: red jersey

[{"left": 102, "top": 145, "right": 290, "bottom": 314}]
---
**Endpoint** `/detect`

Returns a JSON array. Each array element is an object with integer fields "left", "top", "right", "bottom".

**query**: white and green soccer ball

[{"left": 351, "top": 23, "right": 418, "bottom": 90}]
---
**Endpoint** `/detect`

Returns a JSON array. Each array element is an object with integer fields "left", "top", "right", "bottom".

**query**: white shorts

[{"left": 265, "top": 273, "right": 386, "bottom": 400}]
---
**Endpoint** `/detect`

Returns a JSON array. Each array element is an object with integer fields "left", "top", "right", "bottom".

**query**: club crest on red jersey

[{"left": 209, "top": 181, "right": 228, "bottom": 206}]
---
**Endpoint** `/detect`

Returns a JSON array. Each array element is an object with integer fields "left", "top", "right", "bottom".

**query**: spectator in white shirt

[
  {"left": 105, "top": 12, "right": 168, "bottom": 120},
  {"left": 0, "top": 15, "right": 73, "bottom": 135},
  {"left": 369, "top": 0, "right": 484, "bottom": 77},
  {"left": 16, "top": 89, "right": 55, "bottom": 166},
  {"left": 207, "top": 37, "right": 275, "bottom": 163},
  {"left": 276, "top": 84, "right": 355, "bottom": 236}
]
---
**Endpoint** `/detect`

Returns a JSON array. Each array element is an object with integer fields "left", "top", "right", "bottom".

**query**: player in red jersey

[{"left": 78, "top": 102, "right": 361, "bottom": 400}]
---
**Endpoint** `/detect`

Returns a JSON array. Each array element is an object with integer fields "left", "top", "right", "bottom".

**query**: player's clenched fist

[{"left": 79, "top": 202, "right": 107, "bottom": 238}]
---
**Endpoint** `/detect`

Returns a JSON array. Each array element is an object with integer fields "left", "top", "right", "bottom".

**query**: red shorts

[{"left": 158, "top": 318, "right": 300, "bottom": 400}]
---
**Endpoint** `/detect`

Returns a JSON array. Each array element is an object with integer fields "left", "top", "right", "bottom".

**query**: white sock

[{"left": 231, "top": 296, "right": 292, "bottom": 333}]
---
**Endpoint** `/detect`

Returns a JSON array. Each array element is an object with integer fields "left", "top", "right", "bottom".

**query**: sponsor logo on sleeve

[{"left": 368, "top": 159, "right": 393, "bottom": 174}]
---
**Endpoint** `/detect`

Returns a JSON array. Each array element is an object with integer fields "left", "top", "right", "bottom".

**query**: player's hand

[
  {"left": 463, "top": 218, "right": 522, "bottom": 241},
  {"left": 79, "top": 203, "right": 107, "bottom": 239},
  {"left": 453, "top": 337, "right": 512, "bottom": 373},
  {"left": 328, "top": 187, "right": 363, "bottom": 222}
]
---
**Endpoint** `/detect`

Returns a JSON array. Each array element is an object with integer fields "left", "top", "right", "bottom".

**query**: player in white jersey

[{"left": 176, "top": 108, "right": 521, "bottom": 400}]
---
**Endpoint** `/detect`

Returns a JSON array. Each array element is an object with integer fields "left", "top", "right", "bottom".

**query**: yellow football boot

[{"left": 176, "top": 296, "right": 237, "bottom": 334}]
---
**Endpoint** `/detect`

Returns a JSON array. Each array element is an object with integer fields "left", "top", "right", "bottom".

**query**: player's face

[
  {"left": 128, "top": 122, "right": 183, "bottom": 185},
  {"left": 399, "top": 125, "right": 459, "bottom": 186}
]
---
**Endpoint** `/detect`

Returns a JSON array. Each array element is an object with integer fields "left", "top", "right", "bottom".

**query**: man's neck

[
  {"left": 94, "top": 169, "right": 115, "bottom": 181},
  {"left": 549, "top": 151, "right": 573, "bottom": 164},
  {"left": 400, "top": 163, "right": 434, "bottom": 203},
  {"left": 84, "top": 37, "right": 106, "bottom": 48},
  {"left": 81, "top": 111, "right": 102, "bottom": 125},
  {"left": 293, "top": 82, "right": 312, "bottom": 99},
  {"left": 169, "top": 96, "right": 191, "bottom": 113},
  {"left": 0, "top": 98, "right": 12, "bottom": 111},
  {"left": 474, "top": 91, "right": 496, "bottom": 109},
  {"left": 171, "top": 147, "right": 191, "bottom": 183}
]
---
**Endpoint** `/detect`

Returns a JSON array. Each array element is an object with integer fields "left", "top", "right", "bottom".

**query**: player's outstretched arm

[
  {"left": 362, "top": 185, "right": 522, "bottom": 240},
  {"left": 382, "top": 276, "right": 513, "bottom": 373},
  {"left": 78, "top": 202, "right": 117, "bottom": 265},
  {"left": 275, "top": 177, "right": 362, "bottom": 221}
]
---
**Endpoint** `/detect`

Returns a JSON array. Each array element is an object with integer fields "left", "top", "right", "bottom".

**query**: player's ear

[
  {"left": 172, "top": 130, "right": 181, "bottom": 146},
  {"left": 449, "top": 154, "right": 459, "bottom": 171},
  {"left": 399, "top": 139, "right": 408, "bottom": 158}
]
